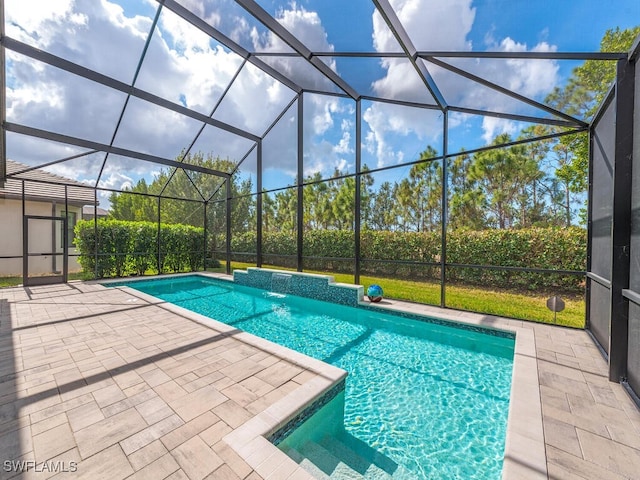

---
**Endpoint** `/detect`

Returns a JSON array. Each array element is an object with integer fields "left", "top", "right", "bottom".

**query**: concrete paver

[{"left": 1, "top": 278, "right": 639, "bottom": 479}]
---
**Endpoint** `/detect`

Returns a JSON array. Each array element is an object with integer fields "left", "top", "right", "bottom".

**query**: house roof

[
  {"left": 82, "top": 205, "right": 109, "bottom": 216},
  {"left": 0, "top": 160, "right": 97, "bottom": 206}
]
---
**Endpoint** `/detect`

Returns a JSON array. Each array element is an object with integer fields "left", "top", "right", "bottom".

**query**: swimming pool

[{"left": 109, "top": 274, "right": 514, "bottom": 479}]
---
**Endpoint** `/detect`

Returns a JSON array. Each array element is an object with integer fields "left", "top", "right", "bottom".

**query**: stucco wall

[
  {"left": 0, "top": 198, "right": 83, "bottom": 277},
  {"left": 0, "top": 198, "right": 24, "bottom": 275}
]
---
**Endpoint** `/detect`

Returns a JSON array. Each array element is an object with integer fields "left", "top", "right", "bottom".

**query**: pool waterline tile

[{"left": 233, "top": 268, "right": 364, "bottom": 307}]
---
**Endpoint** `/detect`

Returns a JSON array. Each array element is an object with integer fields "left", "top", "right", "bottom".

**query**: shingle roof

[
  {"left": 82, "top": 205, "right": 109, "bottom": 216},
  {"left": 1, "top": 160, "right": 97, "bottom": 205}
]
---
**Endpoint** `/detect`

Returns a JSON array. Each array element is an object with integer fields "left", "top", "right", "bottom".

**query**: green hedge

[
  {"left": 229, "top": 227, "right": 586, "bottom": 292},
  {"left": 82, "top": 220, "right": 586, "bottom": 291},
  {"left": 74, "top": 219, "right": 204, "bottom": 278},
  {"left": 444, "top": 227, "right": 586, "bottom": 291}
]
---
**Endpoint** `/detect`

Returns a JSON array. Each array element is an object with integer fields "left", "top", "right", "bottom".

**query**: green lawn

[
  {"left": 0, "top": 271, "right": 89, "bottom": 288},
  {"left": 0, "top": 276, "right": 22, "bottom": 288},
  {"left": 1, "top": 262, "right": 585, "bottom": 328},
  {"left": 211, "top": 261, "right": 585, "bottom": 328}
]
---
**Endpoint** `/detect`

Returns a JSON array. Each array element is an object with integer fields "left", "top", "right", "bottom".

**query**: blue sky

[
  {"left": 470, "top": 0, "right": 640, "bottom": 51},
  {"left": 3, "top": 0, "right": 639, "bottom": 206}
]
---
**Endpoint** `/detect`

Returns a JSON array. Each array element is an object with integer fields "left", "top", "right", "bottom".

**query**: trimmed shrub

[
  {"left": 227, "top": 227, "right": 586, "bottom": 292},
  {"left": 130, "top": 222, "right": 157, "bottom": 276},
  {"left": 445, "top": 227, "right": 586, "bottom": 291},
  {"left": 75, "top": 219, "right": 132, "bottom": 278},
  {"left": 79, "top": 219, "right": 586, "bottom": 292},
  {"left": 74, "top": 219, "right": 204, "bottom": 278}
]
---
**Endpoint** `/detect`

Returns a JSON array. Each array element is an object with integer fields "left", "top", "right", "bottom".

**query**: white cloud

[
  {"left": 362, "top": 101, "right": 443, "bottom": 168},
  {"left": 303, "top": 139, "right": 345, "bottom": 176},
  {"left": 438, "top": 38, "right": 559, "bottom": 142},
  {"left": 335, "top": 120, "right": 354, "bottom": 155},
  {"left": 137, "top": 7, "right": 246, "bottom": 115},
  {"left": 6, "top": 47, "right": 130, "bottom": 147},
  {"left": 98, "top": 170, "right": 134, "bottom": 191},
  {"left": 213, "top": 62, "right": 296, "bottom": 135},
  {"left": 4, "top": 0, "right": 291, "bottom": 189},
  {"left": 366, "top": 0, "right": 560, "bottom": 157},
  {"left": 4, "top": 1, "right": 156, "bottom": 160},
  {"left": 5, "top": 0, "right": 355, "bottom": 188},
  {"left": 364, "top": 0, "right": 475, "bottom": 166},
  {"left": 363, "top": 104, "right": 408, "bottom": 168},
  {"left": 251, "top": 3, "right": 337, "bottom": 93},
  {"left": 6, "top": 0, "right": 152, "bottom": 82},
  {"left": 302, "top": 95, "right": 356, "bottom": 177},
  {"left": 371, "top": 59, "right": 432, "bottom": 104},
  {"left": 307, "top": 94, "right": 347, "bottom": 136},
  {"left": 261, "top": 104, "right": 297, "bottom": 189},
  {"left": 95, "top": 170, "right": 135, "bottom": 207},
  {"left": 5, "top": 0, "right": 87, "bottom": 45},
  {"left": 44, "top": 163, "right": 92, "bottom": 182},
  {"left": 481, "top": 117, "right": 517, "bottom": 144},
  {"left": 502, "top": 39, "right": 559, "bottom": 97},
  {"left": 375, "top": 0, "right": 475, "bottom": 51},
  {"left": 276, "top": 4, "right": 334, "bottom": 53},
  {"left": 249, "top": 4, "right": 357, "bottom": 180}
]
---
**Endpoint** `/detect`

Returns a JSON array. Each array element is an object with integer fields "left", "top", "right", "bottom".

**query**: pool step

[
  {"left": 320, "top": 436, "right": 397, "bottom": 480},
  {"left": 318, "top": 436, "right": 396, "bottom": 479},
  {"left": 282, "top": 446, "right": 331, "bottom": 480},
  {"left": 285, "top": 443, "right": 331, "bottom": 480},
  {"left": 284, "top": 437, "right": 395, "bottom": 479}
]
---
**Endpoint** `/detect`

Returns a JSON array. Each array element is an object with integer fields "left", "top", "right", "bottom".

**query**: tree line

[{"left": 108, "top": 129, "right": 585, "bottom": 234}]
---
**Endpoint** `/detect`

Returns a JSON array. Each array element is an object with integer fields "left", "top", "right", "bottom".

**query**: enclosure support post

[
  {"left": 609, "top": 57, "right": 635, "bottom": 382},
  {"left": 355, "top": 99, "right": 362, "bottom": 285},
  {"left": 156, "top": 197, "right": 161, "bottom": 274},
  {"left": 296, "top": 94, "right": 304, "bottom": 272},
  {"left": 94, "top": 189, "right": 98, "bottom": 279},
  {"left": 0, "top": 0, "right": 6, "bottom": 188},
  {"left": 203, "top": 201, "right": 207, "bottom": 272},
  {"left": 225, "top": 177, "right": 232, "bottom": 275},
  {"left": 63, "top": 186, "right": 68, "bottom": 282},
  {"left": 440, "top": 110, "right": 449, "bottom": 308},
  {"left": 585, "top": 125, "right": 594, "bottom": 330},
  {"left": 21, "top": 181, "right": 26, "bottom": 283},
  {"left": 257, "top": 140, "right": 263, "bottom": 268},
  {"left": 51, "top": 202, "right": 57, "bottom": 274}
]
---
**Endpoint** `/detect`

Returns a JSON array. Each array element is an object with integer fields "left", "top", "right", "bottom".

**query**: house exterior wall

[
  {"left": 0, "top": 198, "right": 25, "bottom": 276},
  {"left": 0, "top": 198, "right": 83, "bottom": 276}
]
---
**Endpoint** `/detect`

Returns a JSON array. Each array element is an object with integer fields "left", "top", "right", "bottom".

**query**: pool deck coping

[{"left": 109, "top": 271, "right": 545, "bottom": 480}]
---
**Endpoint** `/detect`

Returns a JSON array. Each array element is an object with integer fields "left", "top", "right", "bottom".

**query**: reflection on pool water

[{"left": 109, "top": 275, "right": 514, "bottom": 479}]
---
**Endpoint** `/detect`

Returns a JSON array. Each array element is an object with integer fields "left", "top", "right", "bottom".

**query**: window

[{"left": 60, "top": 210, "right": 77, "bottom": 248}]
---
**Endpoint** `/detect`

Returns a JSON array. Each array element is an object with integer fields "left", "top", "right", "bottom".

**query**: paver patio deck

[{"left": 0, "top": 277, "right": 639, "bottom": 479}]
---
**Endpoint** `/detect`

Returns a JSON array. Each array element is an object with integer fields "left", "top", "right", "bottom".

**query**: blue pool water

[{"left": 109, "top": 275, "right": 514, "bottom": 479}]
